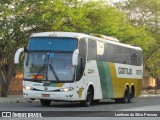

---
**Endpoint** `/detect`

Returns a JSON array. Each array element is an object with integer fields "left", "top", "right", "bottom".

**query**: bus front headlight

[
  {"left": 60, "top": 87, "right": 74, "bottom": 92},
  {"left": 23, "top": 86, "right": 33, "bottom": 90}
]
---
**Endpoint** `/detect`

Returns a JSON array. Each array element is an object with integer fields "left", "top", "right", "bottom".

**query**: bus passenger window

[
  {"left": 131, "top": 50, "right": 138, "bottom": 65},
  {"left": 137, "top": 51, "right": 142, "bottom": 66},
  {"left": 122, "top": 48, "right": 131, "bottom": 65},
  {"left": 88, "top": 39, "right": 97, "bottom": 60}
]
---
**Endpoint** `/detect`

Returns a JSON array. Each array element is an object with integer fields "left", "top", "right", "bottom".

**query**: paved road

[
  {"left": 0, "top": 96, "right": 160, "bottom": 111},
  {"left": 0, "top": 96, "right": 160, "bottom": 119}
]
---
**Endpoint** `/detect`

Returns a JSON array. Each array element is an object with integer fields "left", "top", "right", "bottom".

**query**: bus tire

[
  {"left": 130, "top": 86, "right": 135, "bottom": 99},
  {"left": 40, "top": 99, "right": 51, "bottom": 106},
  {"left": 122, "top": 87, "right": 130, "bottom": 103},
  {"left": 129, "top": 87, "right": 134, "bottom": 103},
  {"left": 128, "top": 92, "right": 132, "bottom": 103},
  {"left": 80, "top": 87, "right": 93, "bottom": 107}
]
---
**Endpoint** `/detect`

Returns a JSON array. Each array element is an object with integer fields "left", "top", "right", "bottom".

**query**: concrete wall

[
  {"left": 142, "top": 77, "right": 156, "bottom": 89},
  {"left": 0, "top": 74, "right": 23, "bottom": 95}
]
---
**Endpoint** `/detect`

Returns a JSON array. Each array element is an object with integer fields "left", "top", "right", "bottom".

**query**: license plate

[{"left": 42, "top": 94, "right": 50, "bottom": 97}]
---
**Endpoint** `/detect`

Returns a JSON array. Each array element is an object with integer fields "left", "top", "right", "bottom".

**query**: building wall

[
  {"left": 0, "top": 74, "right": 23, "bottom": 95},
  {"left": 142, "top": 77, "right": 156, "bottom": 89}
]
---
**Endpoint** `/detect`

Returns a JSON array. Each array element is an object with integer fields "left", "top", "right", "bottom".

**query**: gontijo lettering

[{"left": 118, "top": 67, "right": 132, "bottom": 75}]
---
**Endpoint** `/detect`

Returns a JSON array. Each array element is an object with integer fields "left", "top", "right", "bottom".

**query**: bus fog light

[{"left": 60, "top": 87, "right": 74, "bottom": 92}]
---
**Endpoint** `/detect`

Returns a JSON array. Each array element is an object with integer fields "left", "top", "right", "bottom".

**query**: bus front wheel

[
  {"left": 80, "top": 87, "right": 93, "bottom": 107},
  {"left": 40, "top": 99, "right": 51, "bottom": 106}
]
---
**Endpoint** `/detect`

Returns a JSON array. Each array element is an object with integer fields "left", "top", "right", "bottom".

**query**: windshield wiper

[{"left": 49, "top": 64, "right": 59, "bottom": 81}]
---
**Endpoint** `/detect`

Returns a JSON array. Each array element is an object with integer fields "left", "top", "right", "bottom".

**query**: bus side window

[
  {"left": 131, "top": 50, "right": 138, "bottom": 65},
  {"left": 88, "top": 39, "right": 97, "bottom": 60},
  {"left": 137, "top": 51, "right": 142, "bottom": 66},
  {"left": 106, "top": 43, "right": 115, "bottom": 62},
  {"left": 122, "top": 48, "right": 131, "bottom": 65},
  {"left": 114, "top": 45, "right": 122, "bottom": 63}
]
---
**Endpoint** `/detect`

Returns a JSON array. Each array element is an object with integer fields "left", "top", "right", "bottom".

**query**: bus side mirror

[
  {"left": 14, "top": 48, "right": 24, "bottom": 64},
  {"left": 72, "top": 49, "right": 79, "bottom": 66}
]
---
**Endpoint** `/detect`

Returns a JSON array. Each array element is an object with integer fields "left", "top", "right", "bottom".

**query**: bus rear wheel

[
  {"left": 40, "top": 100, "right": 51, "bottom": 106},
  {"left": 130, "top": 86, "right": 135, "bottom": 102},
  {"left": 115, "top": 88, "right": 131, "bottom": 103},
  {"left": 122, "top": 87, "right": 130, "bottom": 103},
  {"left": 80, "top": 87, "right": 93, "bottom": 107}
]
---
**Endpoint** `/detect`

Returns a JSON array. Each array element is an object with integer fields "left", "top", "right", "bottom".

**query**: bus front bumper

[{"left": 23, "top": 89, "right": 75, "bottom": 101}]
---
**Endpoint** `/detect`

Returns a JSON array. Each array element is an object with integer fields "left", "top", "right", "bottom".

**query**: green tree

[
  {"left": 0, "top": 0, "right": 87, "bottom": 97},
  {"left": 116, "top": 0, "right": 160, "bottom": 58},
  {"left": 115, "top": 0, "right": 160, "bottom": 80},
  {"left": 0, "top": 0, "right": 54, "bottom": 97},
  {"left": 0, "top": 0, "right": 153, "bottom": 96}
]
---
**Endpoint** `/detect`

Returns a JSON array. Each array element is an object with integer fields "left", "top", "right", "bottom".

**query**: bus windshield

[{"left": 24, "top": 37, "right": 77, "bottom": 82}]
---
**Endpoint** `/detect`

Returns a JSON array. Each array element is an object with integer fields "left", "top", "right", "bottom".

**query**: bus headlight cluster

[
  {"left": 23, "top": 86, "right": 33, "bottom": 90},
  {"left": 60, "top": 87, "right": 74, "bottom": 92}
]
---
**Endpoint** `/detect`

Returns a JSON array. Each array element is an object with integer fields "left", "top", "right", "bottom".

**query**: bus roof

[
  {"left": 31, "top": 32, "right": 87, "bottom": 38},
  {"left": 31, "top": 32, "right": 142, "bottom": 51}
]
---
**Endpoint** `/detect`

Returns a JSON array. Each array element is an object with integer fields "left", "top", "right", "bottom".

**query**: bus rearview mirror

[
  {"left": 72, "top": 49, "right": 79, "bottom": 66},
  {"left": 14, "top": 48, "right": 24, "bottom": 64}
]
